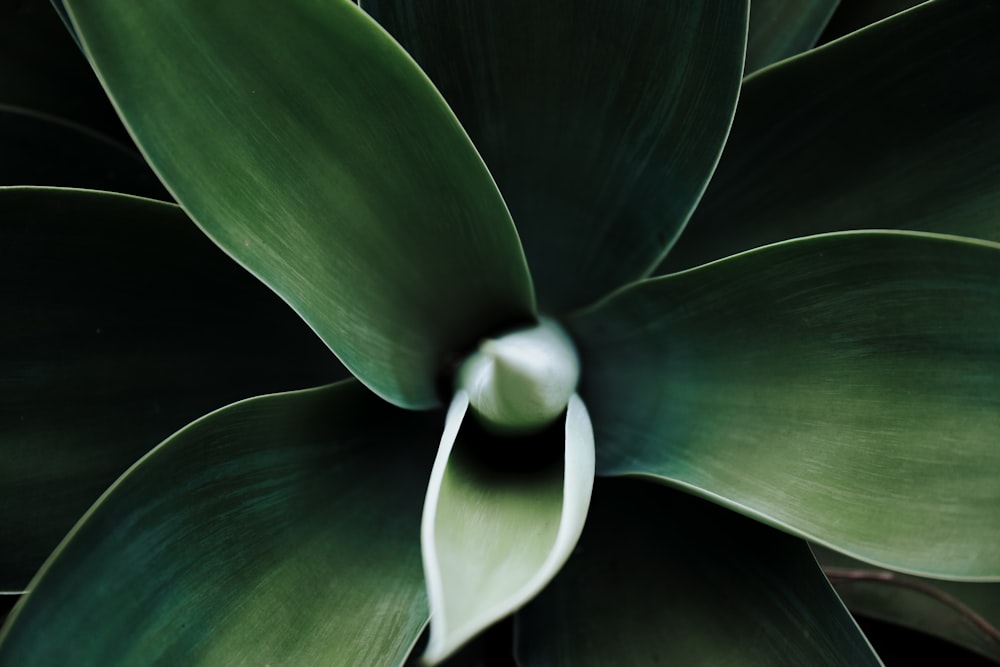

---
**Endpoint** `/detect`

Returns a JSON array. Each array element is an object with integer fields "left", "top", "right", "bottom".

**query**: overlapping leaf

[
  {"left": 0, "top": 187, "right": 340, "bottom": 591},
  {"left": 0, "top": 381, "right": 436, "bottom": 666},
  {"left": 67, "top": 0, "right": 535, "bottom": 408},
  {"left": 573, "top": 231, "right": 1000, "bottom": 578},
  {"left": 517, "top": 478, "right": 881, "bottom": 666},
  {"left": 366, "top": 0, "right": 748, "bottom": 311},
  {"left": 664, "top": 0, "right": 1000, "bottom": 270}
]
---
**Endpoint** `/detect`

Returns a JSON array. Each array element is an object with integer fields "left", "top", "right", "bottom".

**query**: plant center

[{"left": 457, "top": 317, "right": 580, "bottom": 435}]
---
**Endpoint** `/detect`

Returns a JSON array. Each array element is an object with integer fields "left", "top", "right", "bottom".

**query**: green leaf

[
  {"left": 364, "top": 0, "right": 748, "bottom": 312},
  {"left": 0, "top": 106, "right": 165, "bottom": 198},
  {"left": 746, "top": 0, "right": 840, "bottom": 73},
  {"left": 66, "top": 0, "right": 536, "bottom": 408},
  {"left": 0, "top": 187, "right": 341, "bottom": 592},
  {"left": 816, "top": 546, "right": 1000, "bottom": 663},
  {"left": 420, "top": 392, "right": 594, "bottom": 664},
  {"left": 663, "top": 0, "right": 1000, "bottom": 271},
  {"left": 571, "top": 231, "right": 1000, "bottom": 578},
  {"left": 0, "top": 381, "right": 436, "bottom": 666},
  {"left": 517, "top": 478, "right": 882, "bottom": 666}
]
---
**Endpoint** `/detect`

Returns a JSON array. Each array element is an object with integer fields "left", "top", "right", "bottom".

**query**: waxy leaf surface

[
  {"left": 0, "top": 188, "right": 340, "bottom": 591},
  {"left": 518, "top": 478, "right": 881, "bottom": 666},
  {"left": 67, "top": 0, "right": 535, "bottom": 408},
  {"left": 664, "top": 0, "right": 1000, "bottom": 270},
  {"left": 572, "top": 231, "right": 1000, "bottom": 578},
  {"left": 0, "top": 381, "right": 435, "bottom": 666},
  {"left": 366, "top": 0, "right": 748, "bottom": 311}
]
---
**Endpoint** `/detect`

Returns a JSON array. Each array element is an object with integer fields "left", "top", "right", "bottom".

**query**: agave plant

[{"left": 2, "top": 0, "right": 1000, "bottom": 664}]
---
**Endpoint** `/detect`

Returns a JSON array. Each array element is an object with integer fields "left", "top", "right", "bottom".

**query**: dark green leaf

[
  {"left": 0, "top": 187, "right": 341, "bottom": 591},
  {"left": 816, "top": 546, "right": 1000, "bottom": 663},
  {"left": 746, "top": 0, "right": 840, "bottom": 73},
  {"left": 365, "top": 0, "right": 748, "bottom": 312},
  {"left": 67, "top": 0, "right": 536, "bottom": 408},
  {"left": 517, "top": 478, "right": 881, "bottom": 666},
  {"left": 0, "top": 381, "right": 435, "bottom": 666},
  {"left": 663, "top": 0, "right": 1000, "bottom": 271},
  {"left": 819, "top": 0, "right": 926, "bottom": 43},
  {"left": 0, "top": 1, "right": 123, "bottom": 141},
  {"left": 572, "top": 231, "right": 1000, "bottom": 578},
  {"left": 0, "top": 106, "right": 165, "bottom": 198},
  {"left": 420, "top": 392, "right": 593, "bottom": 664}
]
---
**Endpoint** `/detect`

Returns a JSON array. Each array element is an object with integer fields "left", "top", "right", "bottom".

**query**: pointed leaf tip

[{"left": 420, "top": 392, "right": 595, "bottom": 664}]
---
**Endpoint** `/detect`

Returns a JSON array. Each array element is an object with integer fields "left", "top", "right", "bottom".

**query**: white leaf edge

[{"left": 420, "top": 390, "right": 595, "bottom": 664}]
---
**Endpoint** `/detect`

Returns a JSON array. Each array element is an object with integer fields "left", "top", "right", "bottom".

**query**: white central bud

[{"left": 457, "top": 317, "right": 580, "bottom": 435}]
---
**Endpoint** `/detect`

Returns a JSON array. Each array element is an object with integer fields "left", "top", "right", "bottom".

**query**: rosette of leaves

[{"left": 2, "top": 0, "right": 1000, "bottom": 665}]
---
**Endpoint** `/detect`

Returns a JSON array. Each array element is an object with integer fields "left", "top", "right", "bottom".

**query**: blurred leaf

[
  {"left": 816, "top": 546, "right": 1000, "bottom": 663},
  {"left": 0, "top": 0, "right": 124, "bottom": 141},
  {"left": 663, "top": 0, "right": 1000, "bottom": 271},
  {"left": 819, "top": 0, "right": 926, "bottom": 42},
  {"left": 420, "top": 393, "right": 594, "bottom": 664},
  {"left": 0, "top": 187, "right": 342, "bottom": 591},
  {"left": 365, "top": 0, "right": 748, "bottom": 312},
  {"left": 0, "top": 381, "right": 435, "bottom": 666},
  {"left": 571, "top": 231, "right": 1000, "bottom": 578},
  {"left": 0, "top": 106, "right": 166, "bottom": 198},
  {"left": 66, "top": 0, "right": 536, "bottom": 408},
  {"left": 517, "top": 478, "right": 881, "bottom": 666},
  {"left": 746, "top": 0, "right": 840, "bottom": 73}
]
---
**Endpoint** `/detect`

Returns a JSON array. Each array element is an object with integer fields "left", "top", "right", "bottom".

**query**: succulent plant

[{"left": 2, "top": 0, "right": 999, "bottom": 664}]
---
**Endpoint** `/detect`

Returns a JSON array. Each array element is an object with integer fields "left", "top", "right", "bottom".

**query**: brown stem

[{"left": 824, "top": 566, "right": 1000, "bottom": 646}]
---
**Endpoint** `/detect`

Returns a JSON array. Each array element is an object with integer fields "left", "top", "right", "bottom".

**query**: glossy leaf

[
  {"left": 571, "top": 231, "right": 1000, "bottom": 578},
  {"left": 365, "top": 0, "right": 748, "bottom": 312},
  {"left": 66, "top": 0, "right": 535, "bottom": 408},
  {"left": 421, "top": 392, "right": 594, "bottom": 664},
  {"left": 517, "top": 478, "right": 881, "bottom": 666},
  {"left": 816, "top": 546, "right": 1000, "bottom": 663},
  {"left": 0, "top": 381, "right": 436, "bottom": 666},
  {"left": 0, "top": 106, "right": 165, "bottom": 198},
  {"left": 746, "top": 0, "right": 840, "bottom": 73},
  {"left": 0, "top": 187, "right": 341, "bottom": 591},
  {"left": 663, "top": 0, "right": 1000, "bottom": 271}
]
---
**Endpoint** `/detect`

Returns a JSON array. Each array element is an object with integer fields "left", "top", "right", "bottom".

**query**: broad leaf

[
  {"left": 66, "top": 0, "right": 535, "bottom": 408},
  {"left": 517, "top": 478, "right": 881, "bottom": 666},
  {"left": 816, "top": 546, "right": 1000, "bottom": 663},
  {"left": 746, "top": 0, "right": 840, "bottom": 73},
  {"left": 571, "top": 231, "right": 1000, "bottom": 578},
  {"left": 420, "top": 392, "right": 594, "bottom": 664},
  {"left": 663, "top": 0, "right": 1000, "bottom": 271},
  {"left": 0, "top": 381, "right": 435, "bottom": 666},
  {"left": 0, "top": 106, "right": 165, "bottom": 198},
  {"left": 365, "top": 0, "right": 748, "bottom": 312},
  {"left": 0, "top": 187, "right": 341, "bottom": 591}
]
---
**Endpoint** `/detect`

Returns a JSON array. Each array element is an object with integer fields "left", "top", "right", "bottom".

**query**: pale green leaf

[{"left": 420, "top": 392, "right": 594, "bottom": 664}]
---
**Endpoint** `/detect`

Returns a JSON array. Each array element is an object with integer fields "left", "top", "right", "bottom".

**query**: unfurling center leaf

[{"left": 420, "top": 391, "right": 595, "bottom": 665}]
